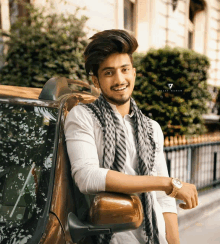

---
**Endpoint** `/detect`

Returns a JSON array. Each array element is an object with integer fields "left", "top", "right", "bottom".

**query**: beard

[
  {"left": 100, "top": 90, "right": 131, "bottom": 106},
  {"left": 96, "top": 77, "right": 134, "bottom": 106}
]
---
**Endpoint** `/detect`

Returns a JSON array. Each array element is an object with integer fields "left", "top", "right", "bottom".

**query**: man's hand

[
  {"left": 175, "top": 182, "right": 198, "bottom": 209},
  {"left": 105, "top": 170, "right": 199, "bottom": 210}
]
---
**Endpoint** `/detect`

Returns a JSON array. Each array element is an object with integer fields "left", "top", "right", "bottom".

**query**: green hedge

[
  {"left": 0, "top": 4, "right": 89, "bottom": 87},
  {"left": 133, "top": 47, "right": 211, "bottom": 136}
]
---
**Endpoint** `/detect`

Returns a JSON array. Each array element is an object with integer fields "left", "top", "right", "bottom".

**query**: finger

[
  {"left": 179, "top": 203, "right": 185, "bottom": 209},
  {"left": 194, "top": 194, "right": 198, "bottom": 206},
  {"left": 195, "top": 191, "right": 199, "bottom": 206},
  {"left": 179, "top": 203, "right": 188, "bottom": 209},
  {"left": 191, "top": 196, "right": 196, "bottom": 208},
  {"left": 185, "top": 198, "right": 192, "bottom": 209},
  {"left": 179, "top": 201, "right": 192, "bottom": 209},
  {"left": 194, "top": 186, "right": 199, "bottom": 202}
]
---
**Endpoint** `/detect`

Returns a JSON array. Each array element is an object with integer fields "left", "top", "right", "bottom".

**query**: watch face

[{"left": 173, "top": 178, "right": 183, "bottom": 189}]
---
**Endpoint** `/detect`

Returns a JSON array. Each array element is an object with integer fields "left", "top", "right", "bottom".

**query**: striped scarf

[{"left": 81, "top": 94, "right": 160, "bottom": 244}]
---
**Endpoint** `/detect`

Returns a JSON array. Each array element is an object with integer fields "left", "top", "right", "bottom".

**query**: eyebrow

[{"left": 101, "top": 64, "right": 131, "bottom": 72}]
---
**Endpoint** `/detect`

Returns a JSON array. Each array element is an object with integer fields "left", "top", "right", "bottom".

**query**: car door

[{"left": 42, "top": 94, "right": 95, "bottom": 244}]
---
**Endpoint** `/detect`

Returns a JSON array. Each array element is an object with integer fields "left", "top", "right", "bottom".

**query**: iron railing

[{"left": 164, "top": 141, "right": 220, "bottom": 191}]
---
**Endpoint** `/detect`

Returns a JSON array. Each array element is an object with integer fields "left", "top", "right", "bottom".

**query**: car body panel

[
  {"left": 49, "top": 104, "right": 75, "bottom": 244},
  {"left": 39, "top": 213, "right": 66, "bottom": 244},
  {"left": 0, "top": 85, "right": 42, "bottom": 99}
]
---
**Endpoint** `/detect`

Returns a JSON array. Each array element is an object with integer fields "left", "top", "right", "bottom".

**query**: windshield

[{"left": 0, "top": 103, "right": 58, "bottom": 244}]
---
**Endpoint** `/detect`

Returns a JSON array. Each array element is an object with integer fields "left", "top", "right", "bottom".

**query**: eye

[
  {"left": 104, "top": 70, "right": 113, "bottom": 76},
  {"left": 122, "top": 67, "right": 130, "bottom": 72}
]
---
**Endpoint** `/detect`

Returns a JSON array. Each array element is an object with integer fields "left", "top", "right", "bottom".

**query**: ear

[{"left": 92, "top": 75, "right": 100, "bottom": 88}]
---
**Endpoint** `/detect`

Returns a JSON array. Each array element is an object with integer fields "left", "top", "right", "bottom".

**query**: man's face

[{"left": 92, "top": 53, "right": 136, "bottom": 106}]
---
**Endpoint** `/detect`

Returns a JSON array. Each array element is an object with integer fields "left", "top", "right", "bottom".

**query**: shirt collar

[{"left": 107, "top": 101, "right": 134, "bottom": 118}]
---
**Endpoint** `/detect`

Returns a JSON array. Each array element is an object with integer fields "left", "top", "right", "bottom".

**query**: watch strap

[
  {"left": 168, "top": 186, "right": 179, "bottom": 198},
  {"left": 168, "top": 178, "right": 182, "bottom": 198}
]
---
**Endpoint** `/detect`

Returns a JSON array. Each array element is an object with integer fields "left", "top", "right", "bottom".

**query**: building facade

[{"left": 1, "top": 0, "right": 220, "bottom": 108}]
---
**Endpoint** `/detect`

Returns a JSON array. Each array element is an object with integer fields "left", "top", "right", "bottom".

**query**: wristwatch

[{"left": 168, "top": 178, "right": 183, "bottom": 198}]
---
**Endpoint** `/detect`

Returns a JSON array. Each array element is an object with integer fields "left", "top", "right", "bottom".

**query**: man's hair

[{"left": 84, "top": 29, "right": 138, "bottom": 77}]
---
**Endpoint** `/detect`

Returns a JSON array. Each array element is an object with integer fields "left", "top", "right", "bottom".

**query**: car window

[{"left": 0, "top": 103, "right": 58, "bottom": 244}]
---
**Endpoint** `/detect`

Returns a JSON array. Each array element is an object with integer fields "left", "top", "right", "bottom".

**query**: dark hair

[{"left": 84, "top": 29, "right": 138, "bottom": 77}]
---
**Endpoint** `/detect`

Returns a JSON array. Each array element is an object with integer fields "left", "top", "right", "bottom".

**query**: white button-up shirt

[{"left": 64, "top": 103, "right": 177, "bottom": 244}]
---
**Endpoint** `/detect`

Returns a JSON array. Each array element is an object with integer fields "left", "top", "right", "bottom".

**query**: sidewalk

[{"left": 177, "top": 186, "right": 220, "bottom": 230}]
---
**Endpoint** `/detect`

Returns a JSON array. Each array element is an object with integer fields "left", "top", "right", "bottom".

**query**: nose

[{"left": 114, "top": 70, "right": 125, "bottom": 85}]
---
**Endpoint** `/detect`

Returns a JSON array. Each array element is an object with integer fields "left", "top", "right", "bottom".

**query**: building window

[
  {"left": 124, "top": 0, "right": 136, "bottom": 33},
  {"left": 188, "top": 0, "right": 206, "bottom": 49},
  {"left": 188, "top": 17, "right": 194, "bottom": 49},
  {"left": 9, "top": 0, "right": 30, "bottom": 25}
]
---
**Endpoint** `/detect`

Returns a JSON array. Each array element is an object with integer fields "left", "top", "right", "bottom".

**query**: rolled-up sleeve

[
  {"left": 153, "top": 121, "right": 177, "bottom": 214},
  {"left": 64, "top": 105, "right": 109, "bottom": 194}
]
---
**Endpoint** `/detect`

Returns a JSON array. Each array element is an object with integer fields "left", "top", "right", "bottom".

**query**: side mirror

[{"left": 68, "top": 192, "right": 143, "bottom": 243}]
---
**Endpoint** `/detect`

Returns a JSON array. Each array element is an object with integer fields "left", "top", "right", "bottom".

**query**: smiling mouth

[{"left": 112, "top": 85, "right": 128, "bottom": 91}]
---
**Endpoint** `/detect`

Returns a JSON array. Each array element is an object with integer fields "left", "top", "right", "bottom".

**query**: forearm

[
  {"left": 163, "top": 212, "right": 180, "bottom": 244},
  {"left": 106, "top": 170, "right": 172, "bottom": 194}
]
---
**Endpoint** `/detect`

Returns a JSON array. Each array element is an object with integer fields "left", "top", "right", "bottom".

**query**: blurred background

[
  {"left": 0, "top": 0, "right": 219, "bottom": 133},
  {"left": 0, "top": 1, "right": 220, "bottom": 243}
]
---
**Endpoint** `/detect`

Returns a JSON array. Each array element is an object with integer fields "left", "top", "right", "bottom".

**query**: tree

[
  {"left": 133, "top": 47, "right": 211, "bottom": 136},
  {"left": 0, "top": 2, "right": 89, "bottom": 87}
]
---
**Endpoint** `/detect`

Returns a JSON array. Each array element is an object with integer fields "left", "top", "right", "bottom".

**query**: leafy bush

[
  {"left": 133, "top": 47, "right": 211, "bottom": 136},
  {"left": 0, "top": 3, "right": 89, "bottom": 87}
]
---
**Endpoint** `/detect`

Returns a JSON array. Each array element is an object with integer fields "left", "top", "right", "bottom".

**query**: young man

[{"left": 64, "top": 29, "right": 198, "bottom": 244}]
